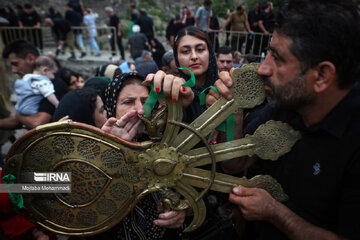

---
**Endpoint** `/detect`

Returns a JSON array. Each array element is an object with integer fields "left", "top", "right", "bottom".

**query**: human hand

[
  {"left": 32, "top": 228, "right": 49, "bottom": 240},
  {"left": 154, "top": 209, "right": 187, "bottom": 228},
  {"left": 229, "top": 186, "right": 277, "bottom": 221},
  {"left": 117, "top": 31, "right": 122, "bottom": 37},
  {"left": 145, "top": 71, "right": 194, "bottom": 108},
  {"left": 58, "top": 115, "right": 70, "bottom": 121},
  {"left": 205, "top": 70, "right": 233, "bottom": 108},
  {"left": 101, "top": 109, "right": 143, "bottom": 141}
]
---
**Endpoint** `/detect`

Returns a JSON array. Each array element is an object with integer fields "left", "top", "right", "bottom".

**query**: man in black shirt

[
  {"left": 245, "top": 1, "right": 263, "bottom": 55},
  {"left": 105, "top": 6, "right": 125, "bottom": 60},
  {"left": 19, "top": 3, "right": 43, "bottom": 50},
  {"left": 169, "top": 14, "right": 186, "bottom": 47},
  {"left": 135, "top": 9, "right": 155, "bottom": 42},
  {"left": 207, "top": 0, "right": 360, "bottom": 239},
  {"left": 0, "top": 40, "right": 67, "bottom": 129}
]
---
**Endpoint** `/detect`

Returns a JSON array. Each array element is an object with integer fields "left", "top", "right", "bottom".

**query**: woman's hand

[
  {"left": 145, "top": 70, "right": 194, "bottom": 108},
  {"left": 154, "top": 210, "right": 187, "bottom": 229},
  {"left": 153, "top": 200, "right": 192, "bottom": 229},
  {"left": 101, "top": 109, "right": 143, "bottom": 141}
]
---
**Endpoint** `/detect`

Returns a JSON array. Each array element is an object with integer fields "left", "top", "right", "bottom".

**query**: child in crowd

[{"left": 15, "top": 55, "right": 59, "bottom": 115}]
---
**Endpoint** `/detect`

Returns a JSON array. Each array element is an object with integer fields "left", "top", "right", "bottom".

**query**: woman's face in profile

[
  {"left": 115, "top": 83, "right": 149, "bottom": 119},
  {"left": 93, "top": 96, "right": 107, "bottom": 128},
  {"left": 77, "top": 76, "right": 85, "bottom": 89},
  {"left": 177, "top": 35, "right": 209, "bottom": 77},
  {"left": 68, "top": 75, "right": 79, "bottom": 90}
]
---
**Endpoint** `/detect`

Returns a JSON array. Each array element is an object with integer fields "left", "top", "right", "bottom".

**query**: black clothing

[
  {"left": 19, "top": 10, "right": 42, "bottom": 49},
  {"left": 50, "top": 15, "right": 71, "bottom": 41},
  {"left": 53, "top": 88, "right": 97, "bottom": 126},
  {"left": 65, "top": 9, "right": 82, "bottom": 34},
  {"left": 184, "top": 17, "right": 195, "bottom": 27},
  {"left": 108, "top": 15, "right": 120, "bottom": 31},
  {"left": 243, "top": 84, "right": 360, "bottom": 239},
  {"left": 68, "top": 0, "right": 83, "bottom": 16},
  {"left": 19, "top": 11, "right": 40, "bottom": 27},
  {"left": 165, "top": 19, "right": 174, "bottom": 42},
  {"left": 245, "top": 9, "right": 263, "bottom": 55},
  {"left": 260, "top": 11, "right": 274, "bottom": 54},
  {"left": 208, "top": 15, "right": 220, "bottom": 52},
  {"left": 135, "top": 15, "right": 154, "bottom": 41},
  {"left": 0, "top": 8, "right": 20, "bottom": 45},
  {"left": 128, "top": 32, "right": 148, "bottom": 59},
  {"left": 170, "top": 22, "right": 186, "bottom": 39},
  {"left": 38, "top": 72, "right": 68, "bottom": 116},
  {"left": 150, "top": 38, "right": 165, "bottom": 68},
  {"left": 108, "top": 15, "right": 125, "bottom": 58},
  {"left": 0, "top": 8, "right": 19, "bottom": 26},
  {"left": 84, "top": 77, "right": 109, "bottom": 104}
]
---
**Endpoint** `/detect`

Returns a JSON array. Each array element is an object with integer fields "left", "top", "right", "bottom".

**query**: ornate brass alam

[{"left": 3, "top": 63, "right": 301, "bottom": 236}]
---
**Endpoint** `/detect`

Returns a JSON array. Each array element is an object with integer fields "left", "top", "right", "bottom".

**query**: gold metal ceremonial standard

[{"left": 3, "top": 63, "right": 301, "bottom": 236}]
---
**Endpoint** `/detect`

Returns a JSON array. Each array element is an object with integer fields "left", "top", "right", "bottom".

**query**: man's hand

[
  {"left": 229, "top": 186, "right": 276, "bottom": 221},
  {"left": 205, "top": 71, "right": 233, "bottom": 108}
]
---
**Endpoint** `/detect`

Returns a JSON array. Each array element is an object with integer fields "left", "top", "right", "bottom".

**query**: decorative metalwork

[{"left": 3, "top": 63, "right": 301, "bottom": 236}]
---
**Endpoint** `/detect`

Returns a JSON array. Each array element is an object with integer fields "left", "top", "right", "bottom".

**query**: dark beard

[{"left": 262, "top": 74, "right": 314, "bottom": 110}]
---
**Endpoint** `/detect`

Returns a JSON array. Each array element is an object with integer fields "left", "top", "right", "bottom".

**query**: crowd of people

[{"left": 0, "top": 0, "right": 360, "bottom": 239}]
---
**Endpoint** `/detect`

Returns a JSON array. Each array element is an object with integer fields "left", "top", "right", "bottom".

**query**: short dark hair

[
  {"left": 276, "top": 0, "right": 360, "bottom": 88},
  {"left": 244, "top": 53, "right": 257, "bottom": 63},
  {"left": 2, "top": 40, "right": 39, "bottom": 59},
  {"left": 139, "top": 8, "right": 147, "bottom": 16},
  {"left": 24, "top": 3, "right": 32, "bottom": 9},
  {"left": 204, "top": 0, "right": 212, "bottom": 5},
  {"left": 216, "top": 46, "right": 232, "bottom": 58}
]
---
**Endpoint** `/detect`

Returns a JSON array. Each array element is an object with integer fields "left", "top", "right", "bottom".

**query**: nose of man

[{"left": 257, "top": 55, "right": 272, "bottom": 77}]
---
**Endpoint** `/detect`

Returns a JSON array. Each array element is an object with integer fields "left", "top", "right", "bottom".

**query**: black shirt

[
  {"left": 244, "top": 84, "right": 360, "bottom": 239},
  {"left": 65, "top": 9, "right": 82, "bottom": 34},
  {"left": 108, "top": 15, "right": 120, "bottom": 35},
  {"left": 38, "top": 72, "right": 68, "bottom": 116},
  {"left": 135, "top": 15, "right": 154, "bottom": 40},
  {"left": 247, "top": 9, "right": 262, "bottom": 33},
  {"left": 19, "top": 11, "right": 40, "bottom": 26},
  {"left": 170, "top": 22, "right": 186, "bottom": 38}
]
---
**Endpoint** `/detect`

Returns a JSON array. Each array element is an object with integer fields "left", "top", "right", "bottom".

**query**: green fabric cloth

[
  {"left": 142, "top": 68, "right": 196, "bottom": 117},
  {"left": 2, "top": 174, "right": 24, "bottom": 213}
]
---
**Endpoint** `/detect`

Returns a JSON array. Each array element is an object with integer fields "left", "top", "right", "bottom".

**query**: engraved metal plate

[{"left": 3, "top": 64, "right": 301, "bottom": 235}]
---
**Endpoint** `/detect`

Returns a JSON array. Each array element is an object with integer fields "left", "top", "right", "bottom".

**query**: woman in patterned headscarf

[
  {"left": 101, "top": 72, "right": 149, "bottom": 142},
  {"left": 91, "top": 72, "right": 188, "bottom": 240}
]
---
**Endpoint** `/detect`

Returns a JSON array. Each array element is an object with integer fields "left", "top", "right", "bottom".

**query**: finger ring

[{"left": 114, "top": 120, "right": 122, "bottom": 128}]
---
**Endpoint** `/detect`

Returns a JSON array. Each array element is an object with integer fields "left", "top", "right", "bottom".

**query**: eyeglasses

[{"left": 219, "top": 60, "right": 232, "bottom": 64}]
